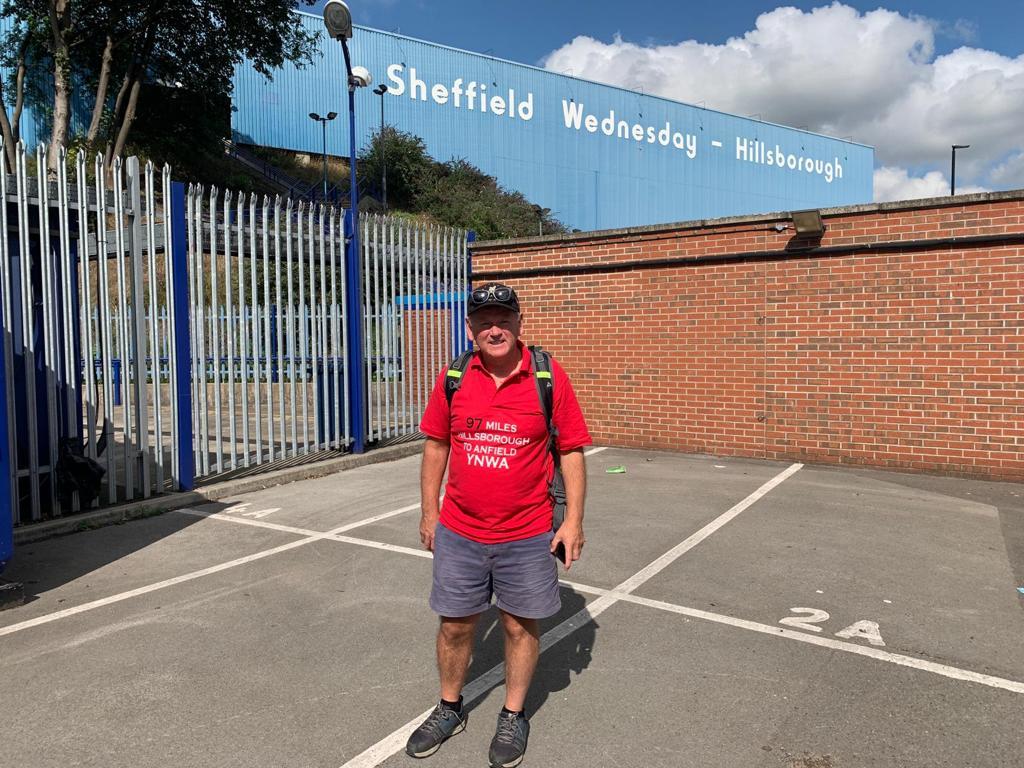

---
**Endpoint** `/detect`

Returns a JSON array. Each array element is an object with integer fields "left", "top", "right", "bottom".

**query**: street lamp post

[
  {"left": 951, "top": 144, "right": 970, "bottom": 196},
  {"left": 308, "top": 111, "right": 338, "bottom": 199},
  {"left": 323, "top": 0, "right": 372, "bottom": 453},
  {"left": 372, "top": 84, "right": 388, "bottom": 210}
]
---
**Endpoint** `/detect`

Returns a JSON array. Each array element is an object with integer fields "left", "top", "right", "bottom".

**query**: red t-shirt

[{"left": 420, "top": 343, "right": 592, "bottom": 544}]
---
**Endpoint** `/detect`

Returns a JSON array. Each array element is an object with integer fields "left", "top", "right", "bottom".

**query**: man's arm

[
  {"left": 551, "top": 447, "right": 586, "bottom": 570},
  {"left": 420, "top": 436, "right": 450, "bottom": 551}
]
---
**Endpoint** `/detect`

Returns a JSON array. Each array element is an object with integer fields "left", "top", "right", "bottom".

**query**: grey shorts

[{"left": 430, "top": 522, "right": 561, "bottom": 619}]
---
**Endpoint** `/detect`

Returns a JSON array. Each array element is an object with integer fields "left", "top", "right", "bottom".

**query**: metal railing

[
  {"left": 1, "top": 140, "right": 188, "bottom": 523},
  {"left": 361, "top": 214, "right": 469, "bottom": 443},
  {"left": 1, "top": 140, "right": 471, "bottom": 524},
  {"left": 184, "top": 195, "right": 469, "bottom": 482}
]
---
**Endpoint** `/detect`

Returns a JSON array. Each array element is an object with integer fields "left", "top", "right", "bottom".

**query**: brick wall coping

[{"left": 472, "top": 188, "right": 1024, "bottom": 251}]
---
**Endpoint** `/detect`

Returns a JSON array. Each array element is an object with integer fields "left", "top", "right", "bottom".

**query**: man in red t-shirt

[{"left": 405, "top": 283, "right": 591, "bottom": 767}]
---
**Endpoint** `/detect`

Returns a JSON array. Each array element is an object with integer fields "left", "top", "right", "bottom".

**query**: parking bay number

[{"left": 779, "top": 607, "right": 886, "bottom": 647}]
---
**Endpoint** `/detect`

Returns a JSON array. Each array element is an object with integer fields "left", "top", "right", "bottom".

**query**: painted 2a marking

[{"left": 779, "top": 607, "right": 886, "bottom": 647}]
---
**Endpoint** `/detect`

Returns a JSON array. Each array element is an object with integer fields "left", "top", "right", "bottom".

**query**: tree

[
  {"left": 423, "top": 159, "right": 565, "bottom": 240},
  {"left": 0, "top": 0, "right": 320, "bottom": 172},
  {"left": 357, "top": 126, "right": 434, "bottom": 212},
  {"left": 357, "top": 128, "right": 566, "bottom": 240},
  {"left": 0, "top": 11, "right": 43, "bottom": 171}
]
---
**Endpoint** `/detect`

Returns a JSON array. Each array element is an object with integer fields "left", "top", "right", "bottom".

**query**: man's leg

[
  {"left": 406, "top": 613, "right": 481, "bottom": 759},
  {"left": 438, "top": 613, "right": 481, "bottom": 701},
  {"left": 499, "top": 610, "right": 540, "bottom": 711}
]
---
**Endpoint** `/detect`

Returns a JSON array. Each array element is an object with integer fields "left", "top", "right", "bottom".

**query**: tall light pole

[
  {"left": 323, "top": 0, "right": 372, "bottom": 453},
  {"left": 372, "top": 84, "right": 388, "bottom": 210},
  {"left": 951, "top": 144, "right": 970, "bottom": 196},
  {"left": 308, "top": 111, "right": 337, "bottom": 199}
]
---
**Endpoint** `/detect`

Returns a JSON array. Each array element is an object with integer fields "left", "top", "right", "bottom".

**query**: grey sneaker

[
  {"left": 488, "top": 710, "right": 530, "bottom": 768},
  {"left": 405, "top": 702, "right": 467, "bottom": 759}
]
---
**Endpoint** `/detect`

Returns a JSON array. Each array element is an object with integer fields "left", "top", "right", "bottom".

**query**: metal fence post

[
  {"left": 345, "top": 209, "right": 365, "bottom": 453},
  {"left": 169, "top": 182, "right": 194, "bottom": 490},
  {"left": 463, "top": 231, "right": 475, "bottom": 353},
  {"left": 0, "top": 326, "right": 12, "bottom": 571}
]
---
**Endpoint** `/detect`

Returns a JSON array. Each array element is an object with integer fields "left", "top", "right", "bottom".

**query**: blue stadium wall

[
  {"left": 0, "top": 16, "right": 90, "bottom": 149},
  {"left": 232, "top": 14, "right": 873, "bottom": 231}
]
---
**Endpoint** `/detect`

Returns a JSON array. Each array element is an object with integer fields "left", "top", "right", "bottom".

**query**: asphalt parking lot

[{"left": 2, "top": 447, "right": 1023, "bottom": 768}]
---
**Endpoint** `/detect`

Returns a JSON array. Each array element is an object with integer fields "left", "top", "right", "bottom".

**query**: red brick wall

[{"left": 470, "top": 193, "right": 1024, "bottom": 480}]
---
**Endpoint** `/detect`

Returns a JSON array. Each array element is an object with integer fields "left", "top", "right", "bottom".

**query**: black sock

[
  {"left": 501, "top": 706, "right": 523, "bottom": 718},
  {"left": 441, "top": 696, "right": 463, "bottom": 712}
]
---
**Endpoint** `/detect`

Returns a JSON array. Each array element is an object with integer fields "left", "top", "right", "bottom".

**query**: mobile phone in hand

[{"left": 553, "top": 540, "right": 567, "bottom": 566}]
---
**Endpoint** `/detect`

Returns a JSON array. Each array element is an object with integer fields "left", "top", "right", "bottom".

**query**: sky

[{"left": 308, "top": 1, "right": 1024, "bottom": 202}]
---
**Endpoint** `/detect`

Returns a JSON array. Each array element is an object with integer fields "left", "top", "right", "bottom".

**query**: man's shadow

[{"left": 462, "top": 587, "right": 597, "bottom": 718}]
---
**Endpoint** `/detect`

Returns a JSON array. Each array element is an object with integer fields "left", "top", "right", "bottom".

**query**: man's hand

[
  {"left": 420, "top": 509, "right": 439, "bottom": 551},
  {"left": 420, "top": 437, "right": 449, "bottom": 552},
  {"left": 553, "top": 448, "right": 587, "bottom": 571},
  {"left": 551, "top": 519, "right": 585, "bottom": 570}
]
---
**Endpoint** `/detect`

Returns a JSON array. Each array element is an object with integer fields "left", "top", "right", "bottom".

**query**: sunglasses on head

[{"left": 470, "top": 285, "right": 514, "bottom": 304}]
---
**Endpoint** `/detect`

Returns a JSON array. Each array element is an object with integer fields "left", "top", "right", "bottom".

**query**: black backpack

[{"left": 444, "top": 346, "right": 568, "bottom": 556}]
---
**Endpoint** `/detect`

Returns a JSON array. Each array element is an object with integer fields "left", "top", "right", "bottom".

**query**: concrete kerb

[{"left": 12, "top": 441, "right": 425, "bottom": 545}]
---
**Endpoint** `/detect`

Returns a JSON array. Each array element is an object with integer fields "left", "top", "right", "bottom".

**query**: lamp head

[
  {"left": 350, "top": 66, "right": 372, "bottom": 88},
  {"left": 323, "top": 0, "right": 353, "bottom": 41},
  {"left": 326, "top": 111, "right": 338, "bottom": 120},
  {"left": 790, "top": 209, "right": 826, "bottom": 239},
  {"left": 373, "top": 84, "right": 389, "bottom": 96},
  {"left": 308, "top": 112, "right": 321, "bottom": 121}
]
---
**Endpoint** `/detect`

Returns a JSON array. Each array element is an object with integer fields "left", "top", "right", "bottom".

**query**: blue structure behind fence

[{"left": 231, "top": 12, "right": 875, "bottom": 232}]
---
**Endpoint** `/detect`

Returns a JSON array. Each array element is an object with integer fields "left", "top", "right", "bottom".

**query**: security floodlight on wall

[
  {"left": 790, "top": 209, "right": 825, "bottom": 239},
  {"left": 323, "top": 0, "right": 353, "bottom": 41}
]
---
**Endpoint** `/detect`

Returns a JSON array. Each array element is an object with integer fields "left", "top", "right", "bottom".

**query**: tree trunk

[
  {"left": 104, "top": 21, "right": 157, "bottom": 169},
  {"left": 47, "top": 0, "right": 71, "bottom": 172},
  {"left": 0, "top": 95, "right": 16, "bottom": 172},
  {"left": 1, "top": 31, "right": 30, "bottom": 171},
  {"left": 104, "top": 68, "right": 137, "bottom": 169},
  {"left": 109, "top": 75, "right": 142, "bottom": 163},
  {"left": 86, "top": 34, "right": 115, "bottom": 149},
  {"left": 49, "top": 57, "right": 72, "bottom": 170},
  {"left": 11, "top": 53, "right": 27, "bottom": 138}
]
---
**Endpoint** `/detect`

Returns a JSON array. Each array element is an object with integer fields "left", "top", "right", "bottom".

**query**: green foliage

[
  {"left": 357, "top": 127, "right": 434, "bottom": 213},
  {"left": 125, "top": 83, "right": 245, "bottom": 186},
  {"left": 0, "top": 0, "right": 320, "bottom": 162},
  {"left": 358, "top": 128, "right": 565, "bottom": 240}
]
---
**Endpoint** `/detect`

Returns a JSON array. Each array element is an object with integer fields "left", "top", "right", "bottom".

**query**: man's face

[{"left": 466, "top": 307, "right": 522, "bottom": 362}]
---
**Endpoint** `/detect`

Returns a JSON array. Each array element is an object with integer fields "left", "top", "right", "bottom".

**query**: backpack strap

[
  {"left": 529, "top": 345, "right": 558, "bottom": 463},
  {"left": 444, "top": 348, "right": 475, "bottom": 408},
  {"left": 446, "top": 345, "right": 558, "bottom": 460}
]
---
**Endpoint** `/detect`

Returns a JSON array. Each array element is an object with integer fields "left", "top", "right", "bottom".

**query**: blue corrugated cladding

[
  {"left": 0, "top": 16, "right": 45, "bottom": 148},
  {"left": 234, "top": 13, "right": 873, "bottom": 231},
  {"left": 0, "top": 16, "right": 97, "bottom": 149}
]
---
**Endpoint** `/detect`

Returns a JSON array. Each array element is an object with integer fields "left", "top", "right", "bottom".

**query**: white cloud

[
  {"left": 990, "top": 151, "right": 1024, "bottom": 188},
  {"left": 873, "top": 166, "right": 986, "bottom": 202},
  {"left": 542, "top": 2, "right": 1024, "bottom": 202}
]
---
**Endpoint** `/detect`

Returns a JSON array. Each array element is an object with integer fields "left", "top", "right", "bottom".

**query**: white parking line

[
  {"left": 619, "top": 594, "right": 1024, "bottom": 695},
  {"left": 0, "top": 501, "right": 423, "bottom": 639},
  {"left": 616, "top": 462, "right": 802, "bottom": 593},
  {"left": 0, "top": 537, "right": 315, "bottom": 639},
  {"left": 177, "top": 508, "right": 1024, "bottom": 696},
  {"left": 337, "top": 462, "right": 803, "bottom": 768}
]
